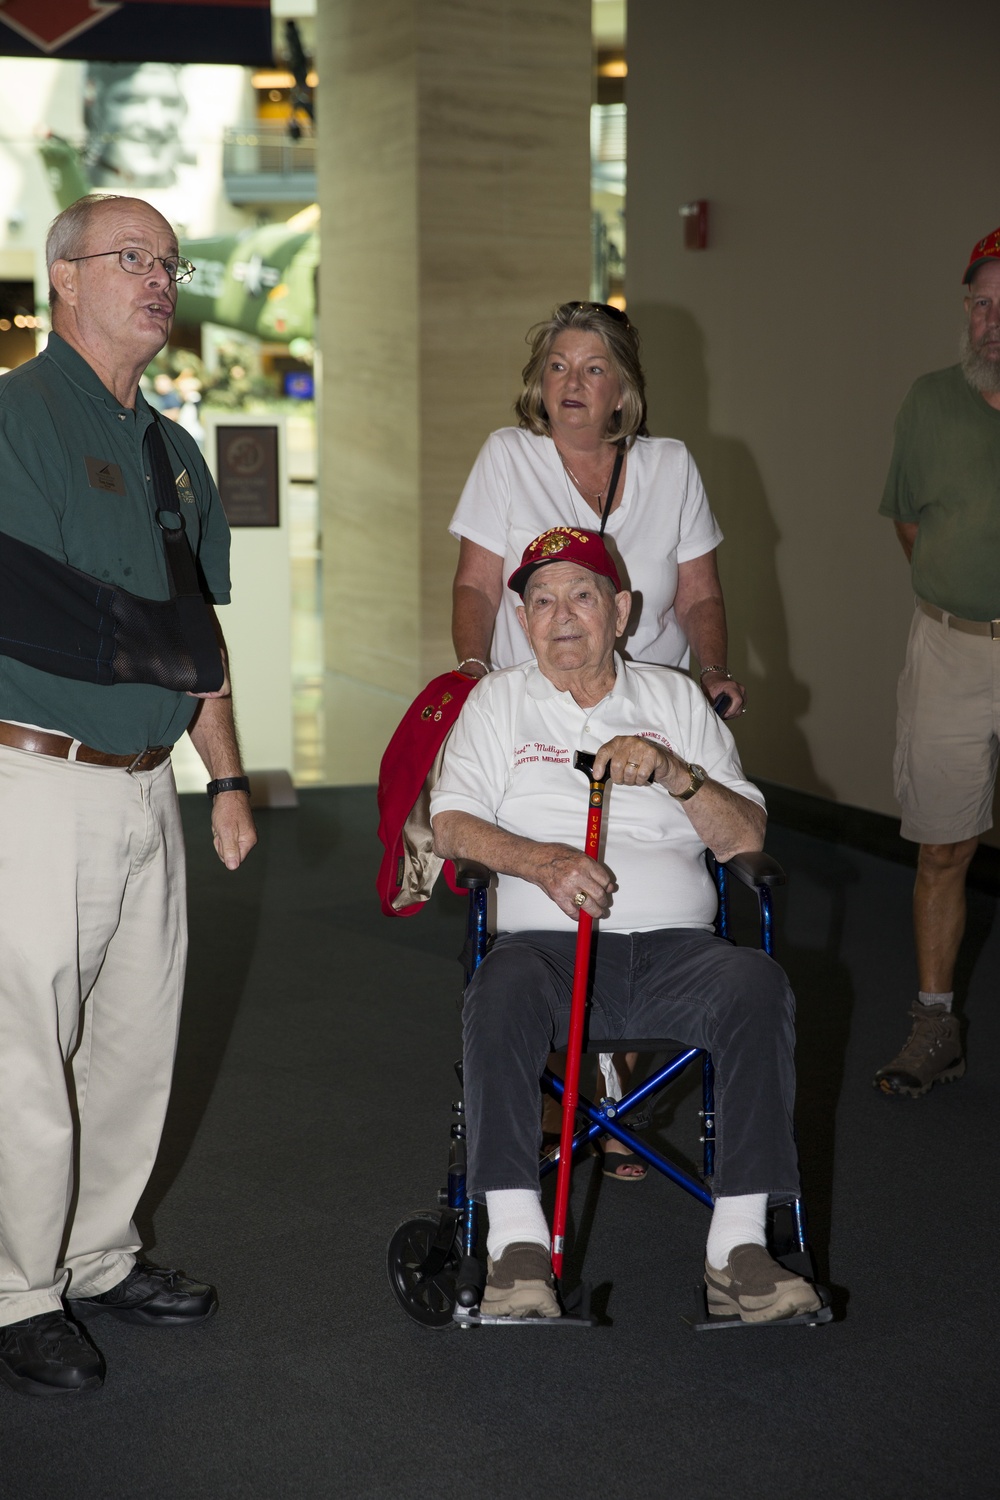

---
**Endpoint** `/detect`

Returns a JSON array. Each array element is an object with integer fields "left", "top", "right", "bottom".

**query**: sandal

[{"left": 597, "top": 1144, "right": 647, "bottom": 1181}]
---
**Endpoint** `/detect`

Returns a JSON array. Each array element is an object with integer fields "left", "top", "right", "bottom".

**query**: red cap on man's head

[
  {"left": 963, "top": 226, "right": 1000, "bottom": 285},
  {"left": 507, "top": 527, "right": 622, "bottom": 596}
]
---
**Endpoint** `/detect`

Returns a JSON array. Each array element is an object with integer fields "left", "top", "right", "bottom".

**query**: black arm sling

[{"left": 0, "top": 416, "right": 223, "bottom": 694}]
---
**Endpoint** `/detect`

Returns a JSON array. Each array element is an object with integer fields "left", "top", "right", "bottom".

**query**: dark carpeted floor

[{"left": 2, "top": 788, "right": 997, "bottom": 1499}]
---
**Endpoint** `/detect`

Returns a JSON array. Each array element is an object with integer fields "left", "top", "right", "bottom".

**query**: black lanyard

[{"left": 598, "top": 445, "right": 626, "bottom": 537}]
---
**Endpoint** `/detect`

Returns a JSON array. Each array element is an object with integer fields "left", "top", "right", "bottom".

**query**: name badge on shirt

[{"left": 84, "top": 456, "right": 127, "bottom": 495}]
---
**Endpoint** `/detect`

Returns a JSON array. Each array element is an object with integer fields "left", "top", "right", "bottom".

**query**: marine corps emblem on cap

[
  {"left": 507, "top": 526, "right": 623, "bottom": 596},
  {"left": 962, "top": 226, "right": 1000, "bottom": 284}
]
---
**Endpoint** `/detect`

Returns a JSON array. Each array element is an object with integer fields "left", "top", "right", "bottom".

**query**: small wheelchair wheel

[{"left": 386, "top": 1211, "right": 461, "bottom": 1329}]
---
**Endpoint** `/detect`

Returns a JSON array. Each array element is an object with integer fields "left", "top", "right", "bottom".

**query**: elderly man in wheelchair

[{"left": 428, "top": 526, "right": 822, "bottom": 1326}]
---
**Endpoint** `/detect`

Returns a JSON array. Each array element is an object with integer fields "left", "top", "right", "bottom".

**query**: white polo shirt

[{"left": 430, "top": 657, "right": 765, "bottom": 935}]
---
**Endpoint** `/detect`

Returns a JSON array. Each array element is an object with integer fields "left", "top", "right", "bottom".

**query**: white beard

[{"left": 960, "top": 325, "right": 1000, "bottom": 394}]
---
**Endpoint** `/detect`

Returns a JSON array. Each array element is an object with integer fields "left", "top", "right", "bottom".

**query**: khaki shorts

[{"left": 894, "top": 605, "right": 1000, "bottom": 844}]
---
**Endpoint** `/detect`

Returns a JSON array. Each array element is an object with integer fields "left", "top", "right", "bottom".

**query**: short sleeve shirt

[
  {"left": 430, "top": 657, "right": 764, "bottom": 935},
  {"left": 879, "top": 364, "right": 1000, "bottom": 619},
  {"left": 0, "top": 333, "right": 231, "bottom": 753},
  {"left": 448, "top": 429, "right": 723, "bottom": 668}
]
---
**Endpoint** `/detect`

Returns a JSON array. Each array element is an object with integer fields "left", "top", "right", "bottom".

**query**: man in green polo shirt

[
  {"left": 875, "top": 226, "right": 1000, "bottom": 1099},
  {"left": 0, "top": 195, "right": 257, "bottom": 1399}
]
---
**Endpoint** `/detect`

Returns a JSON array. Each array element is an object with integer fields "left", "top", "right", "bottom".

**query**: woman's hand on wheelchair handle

[{"left": 701, "top": 670, "right": 746, "bottom": 718}]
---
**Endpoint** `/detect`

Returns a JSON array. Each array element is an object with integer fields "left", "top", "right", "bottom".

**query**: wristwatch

[
  {"left": 206, "top": 776, "right": 251, "bottom": 798},
  {"left": 669, "top": 762, "right": 706, "bottom": 801}
]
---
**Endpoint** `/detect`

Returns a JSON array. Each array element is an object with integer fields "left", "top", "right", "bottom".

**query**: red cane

[{"left": 550, "top": 751, "right": 608, "bottom": 1282}]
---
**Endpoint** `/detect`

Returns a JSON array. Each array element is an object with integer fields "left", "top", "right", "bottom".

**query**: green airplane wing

[{"left": 176, "top": 224, "right": 317, "bottom": 342}]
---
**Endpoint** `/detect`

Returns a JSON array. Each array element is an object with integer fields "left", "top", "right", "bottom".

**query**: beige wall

[
  {"left": 316, "top": 0, "right": 591, "bottom": 780},
  {"left": 627, "top": 0, "right": 1000, "bottom": 839}
]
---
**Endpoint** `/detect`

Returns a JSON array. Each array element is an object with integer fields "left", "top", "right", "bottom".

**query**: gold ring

[
  {"left": 573, "top": 890, "right": 587, "bottom": 907},
  {"left": 626, "top": 760, "right": 639, "bottom": 768}
]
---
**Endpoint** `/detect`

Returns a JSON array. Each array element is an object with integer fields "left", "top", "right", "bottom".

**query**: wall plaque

[{"left": 215, "top": 425, "right": 279, "bottom": 528}]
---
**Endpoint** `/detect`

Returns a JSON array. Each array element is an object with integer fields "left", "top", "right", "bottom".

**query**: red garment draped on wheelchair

[{"left": 376, "top": 669, "right": 479, "bottom": 917}]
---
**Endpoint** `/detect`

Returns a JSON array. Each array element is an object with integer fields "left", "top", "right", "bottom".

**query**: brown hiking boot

[
  {"left": 874, "top": 1002, "right": 964, "bottom": 1098},
  {"left": 482, "top": 1242, "right": 560, "bottom": 1319},
  {"left": 704, "top": 1244, "right": 821, "bottom": 1323}
]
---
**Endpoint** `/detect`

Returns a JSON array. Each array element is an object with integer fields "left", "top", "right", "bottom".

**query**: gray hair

[
  {"left": 515, "top": 302, "right": 648, "bottom": 444},
  {"left": 45, "top": 194, "right": 123, "bottom": 307}
]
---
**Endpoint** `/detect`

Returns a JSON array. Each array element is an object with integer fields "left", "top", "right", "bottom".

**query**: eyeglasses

[
  {"left": 559, "top": 300, "right": 632, "bottom": 328},
  {"left": 66, "top": 247, "right": 196, "bottom": 284}
]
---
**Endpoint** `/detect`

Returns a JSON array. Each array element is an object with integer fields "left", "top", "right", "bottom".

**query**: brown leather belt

[
  {"left": 918, "top": 597, "right": 1000, "bottom": 640},
  {"left": 0, "top": 721, "right": 172, "bottom": 772}
]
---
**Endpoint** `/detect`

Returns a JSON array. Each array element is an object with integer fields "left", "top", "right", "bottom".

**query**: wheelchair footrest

[
  {"left": 453, "top": 1308, "right": 595, "bottom": 1328},
  {"left": 452, "top": 1280, "right": 598, "bottom": 1329},
  {"left": 682, "top": 1280, "right": 833, "bottom": 1332}
]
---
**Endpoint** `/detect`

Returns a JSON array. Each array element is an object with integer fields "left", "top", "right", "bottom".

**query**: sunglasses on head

[{"left": 559, "top": 300, "right": 632, "bottom": 328}]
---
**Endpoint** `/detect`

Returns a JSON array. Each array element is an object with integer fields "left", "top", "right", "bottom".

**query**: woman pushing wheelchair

[{"left": 448, "top": 301, "right": 747, "bottom": 1175}]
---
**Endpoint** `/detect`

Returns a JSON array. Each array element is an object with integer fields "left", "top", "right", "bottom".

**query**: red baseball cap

[
  {"left": 507, "top": 527, "right": 622, "bottom": 596},
  {"left": 963, "top": 226, "right": 1000, "bottom": 285}
]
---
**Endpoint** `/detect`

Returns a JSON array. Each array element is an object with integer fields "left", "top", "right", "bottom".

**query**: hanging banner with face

[{"left": 0, "top": 0, "right": 272, "bottom": 65}]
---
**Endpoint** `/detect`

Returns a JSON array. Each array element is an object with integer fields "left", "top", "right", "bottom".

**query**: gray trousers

[{"left": 463, "top": 928, "right": 801, "bottom": 1201}]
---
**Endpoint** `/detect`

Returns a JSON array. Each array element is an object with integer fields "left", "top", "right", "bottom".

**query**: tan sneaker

[
  {"left": 704, "top": 1243, "right": 822, "bottom": 1323},
  {"left": 874, "top": 1002, "right": 964, "bottom": 1098},
  {"left": 482, "top": 1242, "right": 561, "bottom": 1319}
]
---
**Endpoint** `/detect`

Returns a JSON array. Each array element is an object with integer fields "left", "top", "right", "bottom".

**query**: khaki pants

[
  {"left": 894, "top": 605, "right": 1000, "bottom": 844},
  {"left": 0, "top": 745, "right": 187, "bottom": 1326}
]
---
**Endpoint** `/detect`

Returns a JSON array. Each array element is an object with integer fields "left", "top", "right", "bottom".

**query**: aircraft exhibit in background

[{"left": 38, "top": 131, "right": 318, "bottom": 344}]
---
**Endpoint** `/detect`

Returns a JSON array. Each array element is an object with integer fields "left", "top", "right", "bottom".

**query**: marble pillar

[{"left": 315, "top": 0, "right": 591, "bottom": 782}]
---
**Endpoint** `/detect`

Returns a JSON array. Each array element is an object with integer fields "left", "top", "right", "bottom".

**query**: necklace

[{"left": 558, "top": 449, "right": 619, "bottom": 507}]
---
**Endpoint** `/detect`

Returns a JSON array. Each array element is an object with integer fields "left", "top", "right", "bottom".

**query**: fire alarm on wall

[{"left": 679, "top": 200, "right": 709, "bottom": 251}]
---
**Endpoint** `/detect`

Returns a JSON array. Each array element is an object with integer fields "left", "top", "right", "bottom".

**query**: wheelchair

[{"left": 387, "top": 833, "right": 833, "bottom": 1332}]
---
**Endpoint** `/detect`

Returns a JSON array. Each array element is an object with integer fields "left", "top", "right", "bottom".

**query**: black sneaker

[
  {"left": 0, "top": 1311, "right": 105, "bottom": 1398},
  {"left": 70, "top": 1264, "right": 218, "bottom": 1326}
]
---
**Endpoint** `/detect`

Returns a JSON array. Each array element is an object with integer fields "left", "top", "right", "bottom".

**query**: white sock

[
  {"left": 485, "top": 1189, "right": 550, "bottom": 1260},
  {"left": 918, "top": 991, "right": 953, "bottom": 1012},
  {"left": 705, "top": 1193, "right": 768, "bottom": 1270}
]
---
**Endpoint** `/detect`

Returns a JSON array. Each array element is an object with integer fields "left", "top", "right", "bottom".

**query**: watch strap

[
  {"left": 669, "top": 762, "right": 706, "bottom": 801},
  {"left": 207, "top": 776, "right": 251, "bottom": 798}
]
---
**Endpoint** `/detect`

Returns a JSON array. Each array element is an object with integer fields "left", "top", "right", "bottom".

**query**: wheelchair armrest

[
  {"left": 452, "top": 859, "right": 494, "bottom": 890},
  {"left": 721, "top": 850, "right": 787, "bottom": 889}
]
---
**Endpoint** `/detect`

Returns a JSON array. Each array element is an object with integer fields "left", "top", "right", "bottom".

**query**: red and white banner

[{"left": 0, "top": 0, "right": 272, "bottom": 62}]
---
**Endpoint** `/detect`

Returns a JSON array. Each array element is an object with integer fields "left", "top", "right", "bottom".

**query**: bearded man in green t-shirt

[{"left": 875, "top": 227, "right": 1000, "bottom": 1098}]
